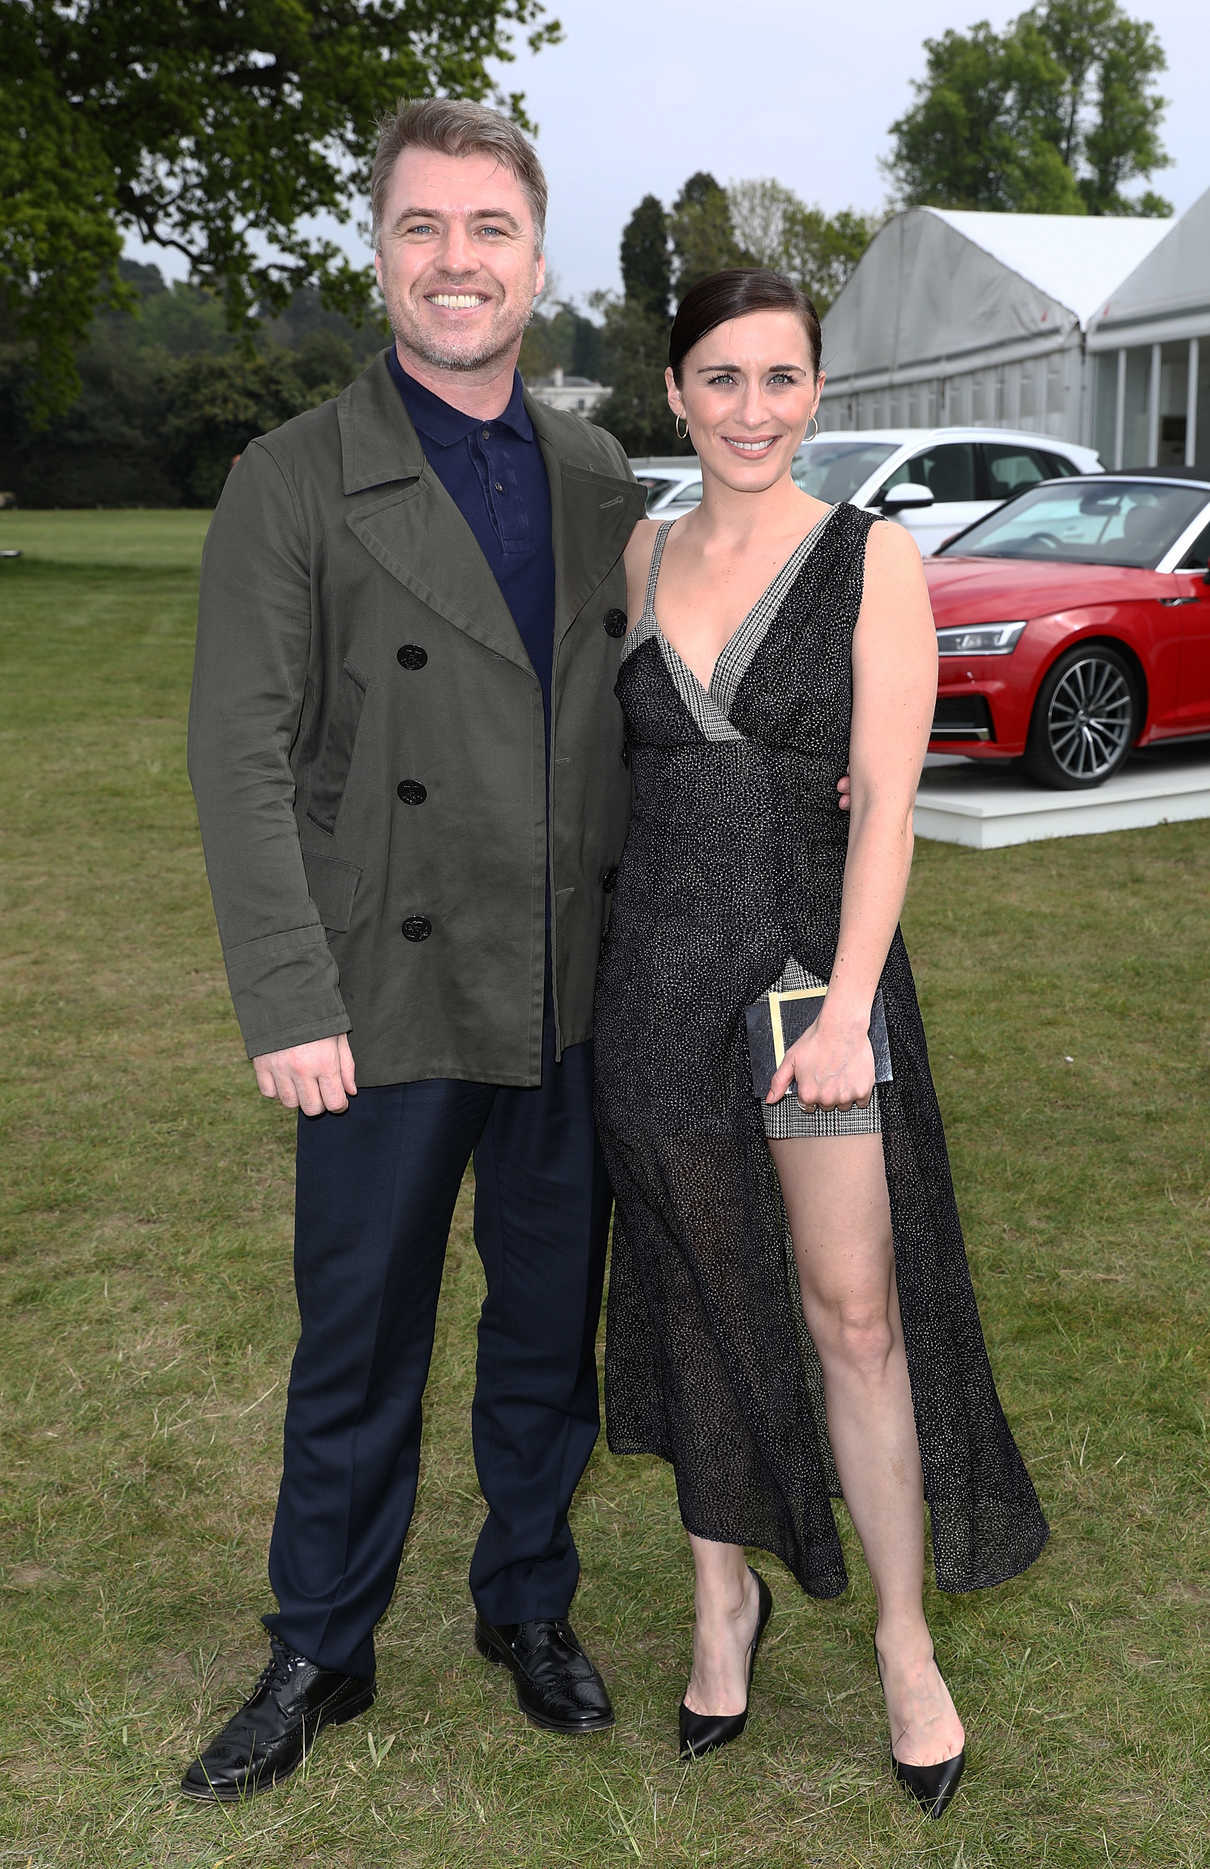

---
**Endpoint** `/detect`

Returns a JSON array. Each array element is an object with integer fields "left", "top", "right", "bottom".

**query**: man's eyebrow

[{"left": 390, "top": 206, "right": 524, "bottom": 231}]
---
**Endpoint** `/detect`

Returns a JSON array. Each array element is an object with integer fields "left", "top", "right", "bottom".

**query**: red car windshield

[{"left": 940, "top": 480, "right": 1208, "bottom": 567}]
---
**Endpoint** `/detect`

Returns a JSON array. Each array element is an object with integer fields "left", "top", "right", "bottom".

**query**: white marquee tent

[
  {"left": 818, "top": 204, "right": 1187, "bottom": 453},
  {"left": 1087, "top": 187, "right": 1210, "bottom": 467}
]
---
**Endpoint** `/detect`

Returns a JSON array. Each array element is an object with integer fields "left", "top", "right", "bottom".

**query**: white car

[
  {"left": 644, "top": 428, "right": 1103, "bottom": 554},
  {"left": 792, "top": 427, "right": 1103, "bottom": 554},
  {"left": 626, "top": 457, "right": 703, "bottom": 515}
]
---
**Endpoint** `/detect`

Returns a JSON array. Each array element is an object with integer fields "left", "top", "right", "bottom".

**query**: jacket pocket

[
  {"left": 306, "top": 659, "right": 368, "bottom": 834},
  {"left": 301, "top": 845, "right": 362, "bottom": 932}
]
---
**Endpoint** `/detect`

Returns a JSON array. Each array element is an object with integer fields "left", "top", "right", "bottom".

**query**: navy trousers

[{"left": 263, "top": 1010, "right": 610, "bottom": 1680}]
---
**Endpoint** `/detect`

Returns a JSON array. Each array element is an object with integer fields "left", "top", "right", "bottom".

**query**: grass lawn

[{"left": 1, "top": 509, "right": 1207, "bottom": 1868}]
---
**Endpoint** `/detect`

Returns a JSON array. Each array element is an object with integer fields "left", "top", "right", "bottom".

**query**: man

[{"left": 182, "top": 98, "right": 647, "bottom": 1802}]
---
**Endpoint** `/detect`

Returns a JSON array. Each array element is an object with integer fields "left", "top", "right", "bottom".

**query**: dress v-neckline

[{"left": 650, "top": 507, "right": 835, "bottom": 704}]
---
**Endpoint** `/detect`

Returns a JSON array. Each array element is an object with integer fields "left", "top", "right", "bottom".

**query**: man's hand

[
  {"left": 253, "top": 1034, "right": 357, "bottom": 1115},
  {"left": 837, "top": 771, "right": 852, "bottom": 812}
]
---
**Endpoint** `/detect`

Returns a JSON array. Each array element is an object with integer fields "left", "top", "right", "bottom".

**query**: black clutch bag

[{"left": 744, "top": 980, "right": 892, "bottom": 1100}]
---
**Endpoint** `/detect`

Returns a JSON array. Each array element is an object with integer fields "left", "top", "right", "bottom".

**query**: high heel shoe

[
  {"left": 678, "top": 1569, "right": 772, "bottom": 1761},
  {"left": 874, "top": 1639, "right": 966, "bottom": 1819}
]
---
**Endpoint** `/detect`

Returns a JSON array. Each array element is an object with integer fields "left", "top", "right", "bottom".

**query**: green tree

[
  {"left": 620, "top": 195, "right": 672, "bottom": 322},
  {"left": 158, "top": 349, "right": 335, "bottom": 507},
  {"left": 0, "top": 0, "right": 561, "bottom": 422},
  {"left": 0, "top": 312, "right": 182, "bottom": 507},
  {"left": 568, "top": 309, "right": 604, "bottom": 383},
  {"left": 262, "top": 283, "right": 389, "bottom": 366},
  {"left": 520, "top": 293, "right": 605, "bottom": 386},
  {"left": 885, "top": 0, "right": 1170, "bottom": 215},
  {"left": 0, "top": 258, "right": 396, "bottom": 508},
  {"left": 669, "top": 172, "right": 748, "bottom": 296},
  {"left": 727, "top": 182, "right": 879, "bottom": 313},
  {"left": 128, "top": 282, "right": 234, "bottom": 360},
  {"left": 591, "top": 296, "right": 678, "bottom": 457}
]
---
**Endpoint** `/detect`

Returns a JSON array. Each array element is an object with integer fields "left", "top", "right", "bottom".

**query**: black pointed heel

[
  {"left": 874, "top": 1638, "right": 966, "bottom": 1819},
  {"left": 678, "top": 1568, "right": 772, "bottom": 1761}
]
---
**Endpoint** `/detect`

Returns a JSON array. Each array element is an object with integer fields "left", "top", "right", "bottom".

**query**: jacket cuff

[{"left": 223, "top": 924, "right": 350, "bottom": 1059}]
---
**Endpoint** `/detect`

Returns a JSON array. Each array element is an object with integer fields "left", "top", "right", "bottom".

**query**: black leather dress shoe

[
  {"left": 474, "top": 1615, "right": 614, "bottom": 1732},
  {"left": 180, "top": 1635, "right": 375, "bottom": 1801}
]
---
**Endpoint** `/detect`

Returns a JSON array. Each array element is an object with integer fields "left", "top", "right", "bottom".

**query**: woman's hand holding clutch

[{"left": 765, "top": 1016, "right": 876, "bottom": 1113}]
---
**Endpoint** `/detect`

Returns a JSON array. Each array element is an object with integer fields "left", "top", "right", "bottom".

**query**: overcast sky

[
  {"left": 515, "top": 0, "right": 1207, "bottom": 304},
  {"left": 124, "top": 0, "right": 1207, "bottom": 309}
]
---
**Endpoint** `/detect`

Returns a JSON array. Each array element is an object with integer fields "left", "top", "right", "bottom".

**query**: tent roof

[
  {"left": 820, "top": 206, "right": 1180, "bottom": 386},
  {"left": 1088, "top": 185, "right": 1210, "bottom": 333},
  {"left": 925, "top": 209, "right": 1174, "bottom": 326}
]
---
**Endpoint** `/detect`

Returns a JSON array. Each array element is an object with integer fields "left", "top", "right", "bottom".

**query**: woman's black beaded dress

[{"left": 594, "top": 502, "right": 1048, "bottom": 1595}]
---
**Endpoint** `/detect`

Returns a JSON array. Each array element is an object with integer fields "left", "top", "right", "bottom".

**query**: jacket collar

[
  {"left": 525, "top": 391, "right": 646, "bottom": 648},
  {"left": 338, "top": 351, "right": 426, "bottom": 494}
]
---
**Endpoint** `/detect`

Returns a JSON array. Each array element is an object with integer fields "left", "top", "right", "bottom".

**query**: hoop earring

[
  {"left": 804, "top": 415, "right": 819, "bottom": 442},
  {"left": 674, "top": 415, "right": 689, "bottom": 441}
]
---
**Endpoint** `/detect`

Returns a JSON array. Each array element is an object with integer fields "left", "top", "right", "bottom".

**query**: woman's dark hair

[{"left": 668, "top": 268, "right": 822, "bottom": 383}]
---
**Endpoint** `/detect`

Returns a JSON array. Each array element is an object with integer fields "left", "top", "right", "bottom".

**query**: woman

[{"left": 594, "top": 270, "right": 1047, "bottom": 1818}]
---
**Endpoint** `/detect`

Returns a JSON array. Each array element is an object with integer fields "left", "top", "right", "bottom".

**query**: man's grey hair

[{"left": 370, "top": 99, "right": 548, "bottom": 253}]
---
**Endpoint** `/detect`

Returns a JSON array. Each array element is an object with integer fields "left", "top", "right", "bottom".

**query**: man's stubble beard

[{"left": 386, "top": 292, "right": 537, "bottom": 377}]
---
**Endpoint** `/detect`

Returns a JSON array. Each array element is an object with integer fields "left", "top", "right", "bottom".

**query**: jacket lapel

[
  {"left": 339, "top": 354, "right": 533, "bottom": 674},
  {"left": 336, "top": 354, "right": 645, "bottom": 673},
  {"left": 528, "top": 393, "right": 648, "bottom": 649}
]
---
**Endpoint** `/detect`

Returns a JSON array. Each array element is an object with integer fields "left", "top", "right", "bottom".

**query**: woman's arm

[{"left": 767, "top": 520, "right": 937, "bottom": 1108}]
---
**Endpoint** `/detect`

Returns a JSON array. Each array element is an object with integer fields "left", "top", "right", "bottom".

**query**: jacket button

[
  {"left": 396, "top": 779, "right": 427, "bottom": 805},
  {"left": 602, "top": 866, "right": 618, "bottom": 893},
  {"left": 397, "top": 644, "right": 428, "bottom": 669},
  {"left": 603, "top": 607, "right": 627, "bottom": 637},
  {"left": 620, "top": 745, "right": 630, "bottom": 768},
  {"left": 401, "top": 916, "right": 432, "bottom": 942}
]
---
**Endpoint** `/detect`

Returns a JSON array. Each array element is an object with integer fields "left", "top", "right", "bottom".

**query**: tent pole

[
  {"left": 1146, "top": 343, "right": 1161, "bottom": 466},
  {"left": 1187, "top": 339, "right": 1199, "bottom": 466},
  {"left": 1114, "top": 351, "right": 1126, "bottom": 469}
]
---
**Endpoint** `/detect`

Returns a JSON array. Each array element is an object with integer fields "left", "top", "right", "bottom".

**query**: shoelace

[{"left": 252, "top": 1637, "right": 305, "bottom": 1697}]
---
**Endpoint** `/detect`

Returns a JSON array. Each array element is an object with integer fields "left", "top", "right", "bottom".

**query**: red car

[{"left": 924, "top": 470, "right": 1210, "bottom": 787}]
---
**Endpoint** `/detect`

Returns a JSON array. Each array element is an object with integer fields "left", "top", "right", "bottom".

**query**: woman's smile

[{"left": 720, "top": 435, "right": 780, "bottom": 458}]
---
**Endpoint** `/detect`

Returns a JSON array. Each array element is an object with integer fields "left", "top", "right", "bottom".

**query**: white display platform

[{"left": 914, "top": 747, "right": 1210, "bottom": 849}]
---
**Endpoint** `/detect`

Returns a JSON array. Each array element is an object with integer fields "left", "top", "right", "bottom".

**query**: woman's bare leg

[
  {"left": 769, "top": 1131, "right": 964, "bottom": 1767},
  {"left": 682, "top": 1533, "right": 761, "bottom": 1717}
]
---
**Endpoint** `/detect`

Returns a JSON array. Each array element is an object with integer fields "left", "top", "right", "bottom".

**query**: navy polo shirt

[{"left": 386, "top": 349, "right": 555, "bottom": 749}]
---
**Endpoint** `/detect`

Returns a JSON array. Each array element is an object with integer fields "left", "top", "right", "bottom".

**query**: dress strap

[{"left": 640, "top": 520, "right": 677, "bottom": 622}]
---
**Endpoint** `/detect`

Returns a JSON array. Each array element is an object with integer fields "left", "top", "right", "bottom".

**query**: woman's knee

[{"left": 803, "top": 1291, "right": 896, "bottom": 1376}]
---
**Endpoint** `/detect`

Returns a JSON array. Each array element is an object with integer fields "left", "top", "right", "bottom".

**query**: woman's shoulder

[
  {"left": 861, "top": 513, "right": 924, "bottom": 574},
  {"left": 624, "top": 514, "right": 664, "bottom": 564},
  {"left": 621, "top": 516, "right": 669, "bottom": 629},
  {"left": 623, "top": 514, "right": 668, "bottom": 587}
]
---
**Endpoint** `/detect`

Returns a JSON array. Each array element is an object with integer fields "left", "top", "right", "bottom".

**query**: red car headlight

[{"left": 936, "top": 621, "right": 1028, "bottom": 656}]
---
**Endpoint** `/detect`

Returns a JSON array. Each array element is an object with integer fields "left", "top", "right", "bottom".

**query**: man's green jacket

[{"left": 188, "top": 351, "right": 647, "bottom": 1087}]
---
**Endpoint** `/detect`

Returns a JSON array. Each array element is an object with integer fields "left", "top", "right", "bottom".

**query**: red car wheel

[{"left": 1023, "top": 644, "right": 1140, "bottom": 789}]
